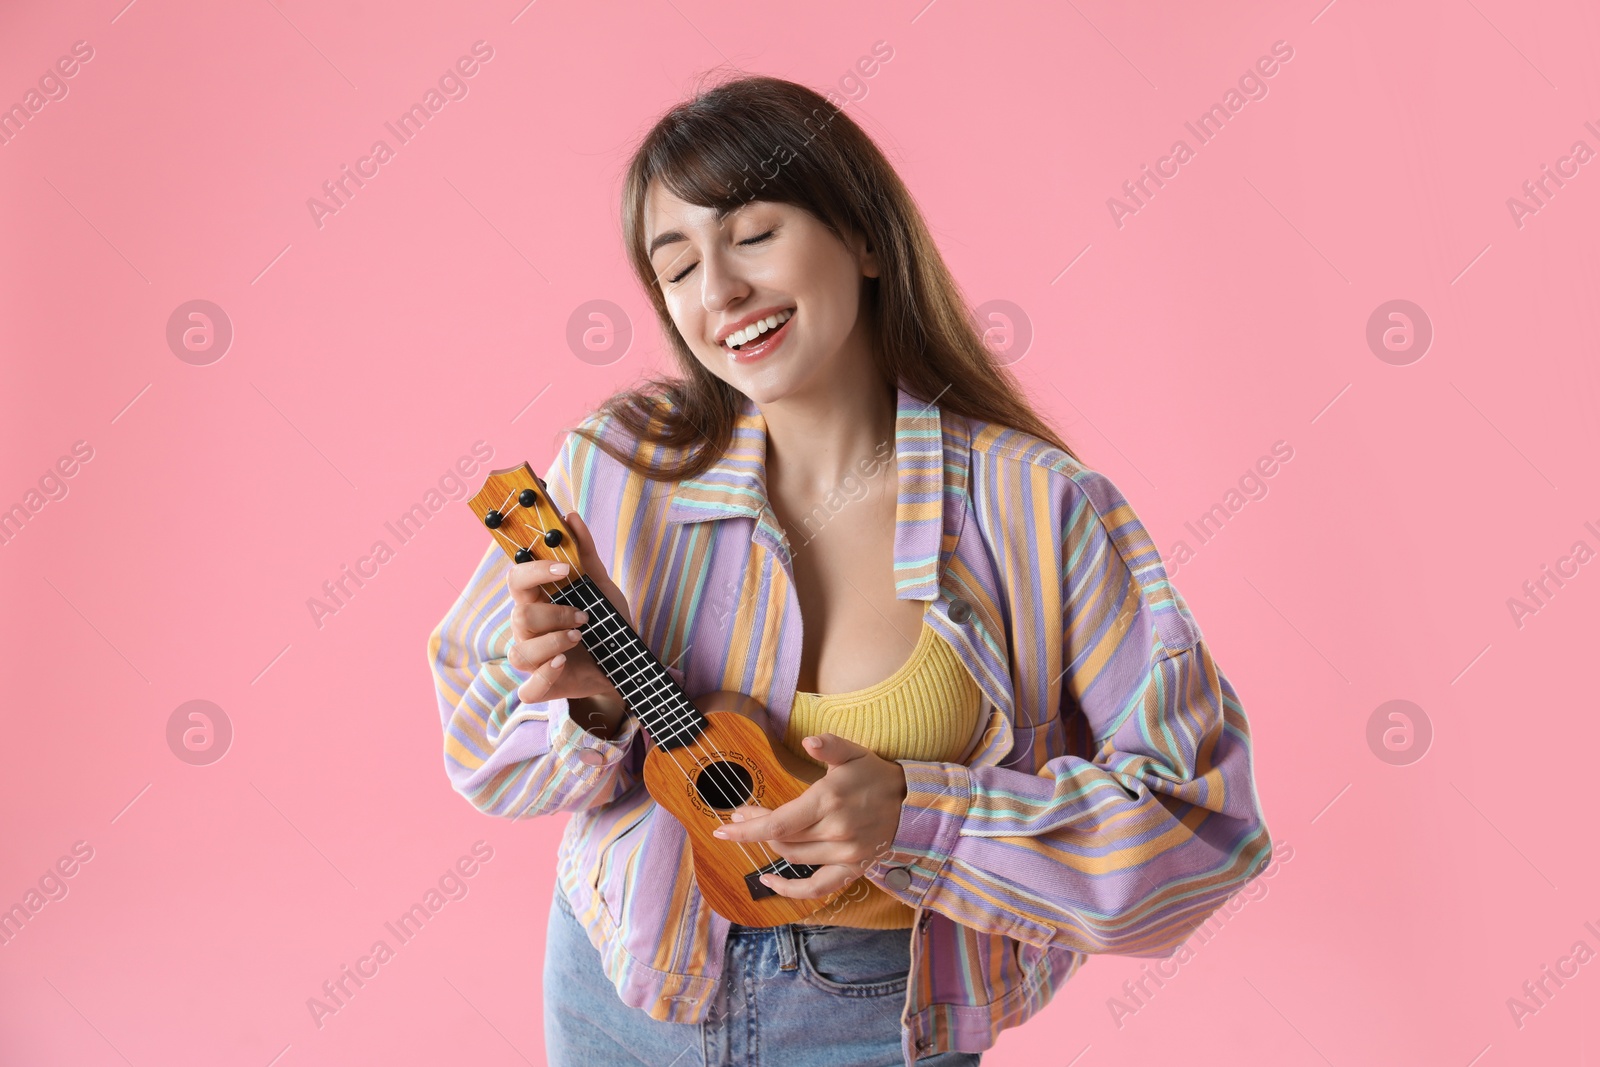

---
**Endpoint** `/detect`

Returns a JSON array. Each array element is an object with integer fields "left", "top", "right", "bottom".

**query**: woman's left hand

[{"left": 713, "top": 733, "right": 908, "bottom": 899}]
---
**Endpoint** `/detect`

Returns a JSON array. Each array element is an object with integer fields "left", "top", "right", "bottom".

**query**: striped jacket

[{"left": 428, "top": 381, "right": 1273, "bottom": 1065}]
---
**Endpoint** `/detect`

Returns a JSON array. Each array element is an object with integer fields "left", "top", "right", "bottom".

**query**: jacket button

[
  {"left": 576, "top": 749, "right": 606, "bottom": 767},
  {"left": 948, "top": 597, "right": 972, "bottom": 624},
  {"left": 884, "top": 866, "right": 913, "bottom": 890}
]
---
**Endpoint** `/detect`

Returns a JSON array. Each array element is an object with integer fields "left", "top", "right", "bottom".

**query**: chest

[{"left": 768, "top": 484, "right": 928, "bottom": 695}]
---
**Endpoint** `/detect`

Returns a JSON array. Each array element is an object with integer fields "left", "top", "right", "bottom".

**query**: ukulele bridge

[{"left": 744, "top": 858, "right": 822, "bottom": 900}]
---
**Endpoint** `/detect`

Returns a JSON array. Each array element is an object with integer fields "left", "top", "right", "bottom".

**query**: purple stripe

[{"left": 425, "top": 381, "right": 1272, "bottom": 1065}]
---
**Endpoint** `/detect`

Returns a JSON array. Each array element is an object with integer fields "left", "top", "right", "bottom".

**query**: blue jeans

[{"left": 543, "top": 886, "right": 982, "bottom": 1066}]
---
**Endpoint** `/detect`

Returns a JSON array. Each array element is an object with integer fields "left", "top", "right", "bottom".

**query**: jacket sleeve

[
  {"left": 427, "top": 432, "right": 647, "bottom": 819},
  {"left": 866, "top": 465, "right": 1273, "bottom": 957}
]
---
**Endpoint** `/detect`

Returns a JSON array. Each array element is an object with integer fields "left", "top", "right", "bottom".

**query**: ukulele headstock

[{"left": 466, "top": 462, "right": 585, "bottom": 577}]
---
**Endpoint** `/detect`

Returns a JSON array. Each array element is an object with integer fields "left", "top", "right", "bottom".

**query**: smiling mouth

[{"left": 723, "top": 308, "right": 795, "bottom": 353}]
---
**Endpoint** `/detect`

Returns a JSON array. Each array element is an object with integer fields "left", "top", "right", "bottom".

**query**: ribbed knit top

[{"left": 781, "top": 604, "right": 984, "bottom": 929}]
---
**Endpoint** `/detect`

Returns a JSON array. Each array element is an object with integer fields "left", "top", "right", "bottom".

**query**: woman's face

[{"left": 643, "top": 183, "right": 879, "bottom": 405}]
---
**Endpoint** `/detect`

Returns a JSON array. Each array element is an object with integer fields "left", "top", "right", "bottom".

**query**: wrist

[{"left": 570, "top": 693, "right": 627, "bottom": 740}]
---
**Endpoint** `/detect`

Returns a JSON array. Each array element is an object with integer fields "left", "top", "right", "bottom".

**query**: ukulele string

[
  {"left": 502, "top": 498, "right": 794, "bottom": 882},
  {"left": 517, "top": 518, "right": 775, "bottom": 858},
  {"left": 534, "top": 546, "right": 788, "bottom": 881},
  {"left": 492, "top": 509, "right": 723, "bottom": 774}
]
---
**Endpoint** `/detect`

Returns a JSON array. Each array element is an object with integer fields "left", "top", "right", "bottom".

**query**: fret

[
  {"left": 602, "top": 651, "right": 675, "bottom": 708},
  {"left": 620, "top": 687, "right": 697, "bottom": 730},
  {"left": 631, "top": 689, "right": 696, "bottom": 730},
  {"left": 466, "top": 467, "right": 837, "bottom": 926},
  {"left": 588, "top": 616, "right": 629, "bottom": 646},
  {"left": 621, "top": 682, "right": 700, "bottom": 741},
  {"left": 550, "top": 601, "right": 700, "bottom": 742},
  {"left": 550, "top": 576, "right": 707, "bottom": 751},
  {"left": 631, "top": 670, "right": 679, "bottom": 705},
  {"left": 597, "top": 639, "right": 651, "bottom": 678}
]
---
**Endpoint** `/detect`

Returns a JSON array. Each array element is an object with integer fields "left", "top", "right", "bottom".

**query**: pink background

[{"left": 3, "top": 0, "right": 1597, "bottom": 1064}]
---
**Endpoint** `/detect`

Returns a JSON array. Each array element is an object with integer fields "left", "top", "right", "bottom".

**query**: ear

[{"left": 849, "top": 228, "right": 880, "bottom": 280}]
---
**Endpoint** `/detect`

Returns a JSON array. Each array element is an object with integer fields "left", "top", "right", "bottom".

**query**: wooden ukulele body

[
  {"left": 641, "top": 690, "right": 832, "bottom": 927},
  {"left": 464, "top": 461, "right": 839, "bottom": 929}
]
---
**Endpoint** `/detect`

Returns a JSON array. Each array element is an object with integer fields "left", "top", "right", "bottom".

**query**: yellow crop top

[{"left": 781, "top": 603, "right": 984, "bottom": 929}]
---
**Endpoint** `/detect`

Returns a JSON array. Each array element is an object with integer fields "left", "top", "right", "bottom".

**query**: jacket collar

[
  {"left": 664, "top": 380, "right": 1019, "bottom": 744},
  {"left": 665, "top": 381, "right": 966, "bottom": 602}
]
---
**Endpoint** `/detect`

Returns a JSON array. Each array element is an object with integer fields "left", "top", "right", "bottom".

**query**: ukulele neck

[{"left": 547, "top": 575, "right": 706, "bottom": 752}]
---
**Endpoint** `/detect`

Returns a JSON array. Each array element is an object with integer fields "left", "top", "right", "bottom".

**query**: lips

[
  {"left": 721, "top": 308, "right": 795, "bottom": 351},
  {"left": 725, "top": 310, "right": 794, "bottom": 363}
]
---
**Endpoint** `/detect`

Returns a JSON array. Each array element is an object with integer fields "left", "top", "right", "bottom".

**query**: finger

[
  {"left": 508, "top": 559, "right": 576, "bottom": 603},
  {"left": 801, "top": 732, "right": 872, "bottom": 768},
  {"left": 514, "top": 652, "right": 570, "bottom": 703},
  {"left": 758, "top": 864, "right": 857, "bottom": 900},
  {"left": 564, "top": 511, "right": 634, "bottom": 628},
  {"left": 564, "top": 511, "right": 602, "bottom": 574},
  {"left": 761, "top": 839, "right": 858, "bottom": 867},
  {"left": 510, "top": 600, "right": 590, "bottom": 644},
  {"left": 563, "top": 510, "right": 641, "bottom": 633},
  {"left": 714, "top": 793, "right": 821, "bottom": 843},
  {"left": 507, "top": 625, "right": 585, "bottom": 674}
]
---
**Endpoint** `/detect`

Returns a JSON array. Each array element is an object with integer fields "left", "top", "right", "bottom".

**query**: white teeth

[{"left": 725, "top": 309, "right": 793, "bottom": 350}]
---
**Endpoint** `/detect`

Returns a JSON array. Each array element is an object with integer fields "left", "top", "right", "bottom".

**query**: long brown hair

[{"left": 575, "top": 73, "right": 1075, "bottom": 480}]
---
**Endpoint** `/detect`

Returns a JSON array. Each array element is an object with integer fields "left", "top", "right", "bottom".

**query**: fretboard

[{"left": 548, "top": 575, "right": 706, "bottom": 751}]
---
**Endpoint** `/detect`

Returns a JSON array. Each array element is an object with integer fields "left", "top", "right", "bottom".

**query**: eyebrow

[
  {"left": 648, "top": 230, "right": 687, "bottom": 258},
  {"left": 646, "top": 202, "right": 752, "bottom": 258}
]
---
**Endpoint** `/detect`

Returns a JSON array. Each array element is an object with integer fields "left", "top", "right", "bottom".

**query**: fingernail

[
  {"left": 759, "top": 875, "right": 774, "bottom": 886},
  {"left": 551, "top": 654, "right": 566, "bottom": 668},
  {"left": 550, "top": 563, "right": 570, "bottom": 575},
  {"left": 575, "top": 610, "right": 589, "bottom": 624},
  {"left": 730, "top": 812, "right": 745, "bottom": 823},
  {"left": 712, "top": 828, "right": 728, "bottom": 839},
  {"left": 566, "top": 629, "right": 581, "bottom": 641}
]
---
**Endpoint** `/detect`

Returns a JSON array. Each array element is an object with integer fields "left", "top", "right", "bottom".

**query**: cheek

[
  {"left": 806, "top": 269, "right": 862, "bottom": 344},
  {"left": 669, "top": 303, "right": 731, "bottom": 376},
  {"left": 666, "top": 300, "right": 702, "bottom": 348}
]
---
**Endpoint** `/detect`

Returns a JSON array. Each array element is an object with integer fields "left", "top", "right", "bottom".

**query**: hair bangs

[{"left": 640, "top": 100, "right": 829, "bottom": 223}]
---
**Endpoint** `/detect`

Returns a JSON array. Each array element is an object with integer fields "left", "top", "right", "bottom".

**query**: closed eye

[{"left": 666, "top": 230, "right": 776, "bottom": 284}]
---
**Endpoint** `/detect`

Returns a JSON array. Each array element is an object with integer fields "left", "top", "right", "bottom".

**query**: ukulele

[{"left": 467, "top": 462, "right": 835, "bottom": 927}]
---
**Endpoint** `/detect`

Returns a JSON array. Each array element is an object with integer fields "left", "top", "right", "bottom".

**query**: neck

[
  {"left": 760, "top": 371, "right": 896, "bottom": 498},
  {"left": 547, "top": 575, "right": 705, "bottom": 751}
]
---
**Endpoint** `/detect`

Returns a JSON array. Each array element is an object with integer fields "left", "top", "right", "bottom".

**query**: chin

[
  {"left": 706, "top": 352, "right": 799, "bottom": 404},
  {"left": 727, "top": 374, "right": 791, "bottom": 407}
]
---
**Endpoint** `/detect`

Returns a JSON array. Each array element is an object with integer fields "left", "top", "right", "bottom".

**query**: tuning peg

[
  {"left": 518, "top": 488, "right": 538, "bottom": 507},
  {"left": 514, "top": 548, "right": 534, "bottom": 564},
  {"left": 544, "top": 529, "right": 564, "bottom": 547},
  {"left": 484, "top": 510, "right": 504, "bottom": 529}
]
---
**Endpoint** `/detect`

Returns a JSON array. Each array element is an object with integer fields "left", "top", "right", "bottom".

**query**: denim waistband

[
  {"left": 559, "top": 885, "right": 906, "bottom": 945},
  {"left": 727, "top": 919, "right": 911, "bottom": 939}
]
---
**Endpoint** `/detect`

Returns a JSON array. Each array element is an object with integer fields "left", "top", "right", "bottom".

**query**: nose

[{"left": 699, "top": 245, "right": 751, "bottom": 317}]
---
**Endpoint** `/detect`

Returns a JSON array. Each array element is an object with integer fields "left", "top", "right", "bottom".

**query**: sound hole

[{"left": 694, "top": 761, "right": 754, "bottom": 810}]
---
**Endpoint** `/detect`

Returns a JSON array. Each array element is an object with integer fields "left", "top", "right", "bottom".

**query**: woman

[{"left": 429, "top": 75, "right": 1272, "bottom": 1066}]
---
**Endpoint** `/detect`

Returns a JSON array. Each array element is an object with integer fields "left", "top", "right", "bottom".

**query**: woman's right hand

[{"left": 506, "top": 510, "right": 632, "bottom": 737}]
